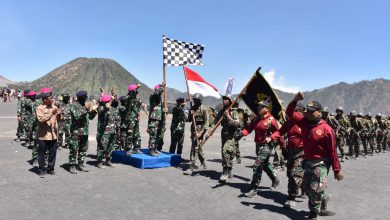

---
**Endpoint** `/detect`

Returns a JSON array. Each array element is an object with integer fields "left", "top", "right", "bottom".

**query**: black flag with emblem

[{"left": 241, "top": 67, "right": 285, "bottom": 121}]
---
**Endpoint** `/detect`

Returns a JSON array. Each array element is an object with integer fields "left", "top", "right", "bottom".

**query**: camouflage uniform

[
  {"left": 120, "top": 95, "right": 142, "bottom": 154},
  {"left": 96, "top": 105, "right": 116, "bottom": 162},
  {"left": 349, "top": 112, "right": 366, "bottom": 157},
  {"left": 147, "top": 87, "right": 166, "bottom": 154},
  {"left": 376, "top": 115, "right": 388, "bottom": 152},
  {"left": 111, "top": 99, "right": 122, "bottom": 150},
  {"left": 58, "top": 97, "right": 71, "bottom": 149},
  {"left": 213, "top": 105, "right": 244, "bottom": 180},
  {"left": 16, "top": 97, "right": 26, "bottom": 140},
  {"left": 186, "top": 94, "right": 209, "bottom": 173},
  {"left": 169, "top": 102, "right": 186, "bottom": 154},
  {"left": 68, "top": 102, "right": 97, "bottom": 165},
  {"left": 335, "top": 109, "right": 350, "bottom": 160},
  {"left": 365, "top": 114, "right": 377, "bottom": 154},
  {"left": 31, "top": 98, "right": 43, "bottom": 161},
  {"left": 23, "top": 98, "right": 35, "bottom": 148}
]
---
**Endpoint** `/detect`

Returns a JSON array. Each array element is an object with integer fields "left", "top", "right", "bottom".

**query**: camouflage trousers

[
  {"left": 147, "top": 120, "right": 165, "bottom": 151},
  {"left": 348, "top": 132, "right": 360, "bottom": 157},
  {"left": 273, "top": 145, "right": 285, "bottom": 168},
  {"left": 367, "top": 133, "right": 376, "bottom": 154},
  {"left": 336, "top": 135, "right": 346, "bottom": 158},
  {"left": 235, "top": 142, "right": 241, "bottom": 159},
  {"left": 190, "top": 135, "right": 205, "bottom": 167},
  {"left": 113, "top": 127, "right": 122, "bottom": 150},
  {"left": 21, "top": 118, "right": 33, "bottom": 146},
  {"left": 96, "top": 133, "right": 115, "bottom": 161},
  {"left": 302, "top": 159, "right": 329, "bottom": 214},
  {"left": 251, "top": 143, "right": 277, "bottom": 189},
  {"left": 69, "top": 134, "right": 88, "bottom": 165},
  {"left": 286, "top": 148, "right": 304, "bottom": 200},
  {"left": 16, "top": 120, "right": 25, "bottom": 138},
  {"left": 58, "top": 121, "right": 71, "bottom": 148},
  {"left": 360, "top": 132, "right": 369, "bottom": 155},
  {"left": 377, "top": 132, "right": 388, "bottom": 152},
  {"left": 121, "top": 120, "right": 141, "bottom": 151},
  {"left": 221, "top": 138, "right": 237, "bottom": 173},
  {"left": 169, "top": 130, "right": 184, "bottom": 154}
]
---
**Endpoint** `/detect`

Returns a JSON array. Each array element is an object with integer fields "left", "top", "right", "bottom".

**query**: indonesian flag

[{"left": 184, "top": 67, "right": 221, "bottom": 98}]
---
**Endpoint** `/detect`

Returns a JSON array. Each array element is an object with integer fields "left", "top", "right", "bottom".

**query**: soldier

[
  {"left": 183, "top": 93, "right": 209, "bottom": 175},
  {"left": 120, "top": 84, "right": 143, "bottom": 156},
  {"left": 271, "top": 102, "right": 305, "bottom": 208},
  {"left": 365, "top": 113, "right": 377, "bottom": 155},
  {"left": 334, "top": 107, "right": 350, "bottom": 161},
  {"left": 23, "top": 90, "right": 37, "bottom": 149},
  {"left": 31, "top": 91, "right": 44, "bottom": 165},
  {"left": 96, "top": 94, "right": 116, "bottom": 168},
  {"left": 68, "top": 90, "right": 98, "bottom": 174},
  {"left": 57, "top": 93, "right": 71, "bottom": 149},
  {"left": 147, "top": 83, "right": 166, "bottom": 156},
  {"left": 211, "top": 95, "right": 244, "bottom": 182},
  {"left": 236, "top": 98, "right": 284, "bottom": 197},
  {"left": 348, "top": 111, "right": 363, "bottom": 158},
  {"left": 286, "top": 93, "right": 343, "bottom": 219},
  {"left": 111, "top": 96, "right": 122, "bottom": 151},
  {"left": 15, "top": 92, "right": 25, "bottom": 142},
  {"left": 169, "top": 97, "right": 187, "bottom": 155},
  {"left": 357, "top": 112, "right": 369, "bottom": 157},
  {"left": 376, "top": 114, "right": 388, "bottom": 152}
]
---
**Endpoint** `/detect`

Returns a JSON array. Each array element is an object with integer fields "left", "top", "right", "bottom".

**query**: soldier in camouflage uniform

[
  {"left": 357, "top": 112, "right": 370, "bottom": 157},
  {"left": 376, "top": 114, "right": 388, "bottom": 153},
  {"left": 15, "top": 92, "right": 26, "bottom": 141},
  {"left": 183, "top": 93, "right": 209, "bottom": 175},
  {"left": 68, "top": 90, "right": 98, "bottom": 174},
  {"left": 349, "top": 111, "right": 366, "bottom": 158},
  {"left": 169, "top": 97, "right": 187, "bottom": 155},
  {"left": 57, "top": 93, "right": 71, "bottom": 149},
  {"left": 147, "top": 83, "right": 166, "bottom": 156},
  {"left": 23, "top": 91, "right": 36, "bottom": 149},
  {"left": 364, "top": 113, "right": 377, "bottom": 155},
  {"left": 211, "top": 95, "right": 244, "bottom": 182},
  {"left": 334, "top": 107, "right": 350, "bottom": 161},
  {"left": 96, "top": 94, "right": 116, "bottom": 168},
  {"left": 111, "top": 97, "right": 122, "bottom": 150},
  {"left": 120, "top": 84, "right": 143, "bottom": 156}
]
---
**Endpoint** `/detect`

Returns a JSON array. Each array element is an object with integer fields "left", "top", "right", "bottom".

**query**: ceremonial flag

[
  {"left": 241, "top": 68, "right": 284, "bottom": 120},
  {"left": 184, "top": 67, "right": 221, "bottom": 98},
  {"left": 163, "top": 36, "right": 205, "bottom": 66},
  {"left": 224, "top": 77, "right": 234, "bottom": 96}
]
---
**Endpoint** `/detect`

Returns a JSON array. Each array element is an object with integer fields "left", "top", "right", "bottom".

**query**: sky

[{"left": 0, "top": 0, "right": 389, "bottom": 94}]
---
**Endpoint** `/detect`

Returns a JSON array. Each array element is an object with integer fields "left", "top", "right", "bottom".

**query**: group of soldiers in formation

[{"left": 13, "top": 82, "right": 390, "bottom": 220}]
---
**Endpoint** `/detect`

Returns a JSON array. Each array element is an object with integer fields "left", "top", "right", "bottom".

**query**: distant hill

[
  {"left": 0, "top": 75, "right": 13, "bottom": 87},
  {"left": 12, "top": 57, "right": 153, "bottom": 101}
]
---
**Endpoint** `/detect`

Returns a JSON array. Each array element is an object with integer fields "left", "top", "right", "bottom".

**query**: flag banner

[
  {"left": 184, "top": 67, "right": 221, "bottom": 98},
  {"left": 225, "top": 77, "right": 234, "bottom": 95},
  {"left": 241, "top": 68, "right": 284, "bottom": 120},
  {"left": 163, "top": 36, "right": 205, "bottom": 66}
]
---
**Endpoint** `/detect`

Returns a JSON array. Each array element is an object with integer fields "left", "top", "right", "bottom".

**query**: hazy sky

[{"left": 1, "top": 0, "right": 389, "bottom": 94}]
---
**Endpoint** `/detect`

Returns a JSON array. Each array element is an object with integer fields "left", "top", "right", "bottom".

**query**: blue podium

[{"left": 111, "top": 149, "right": 181, "bottom": 169}]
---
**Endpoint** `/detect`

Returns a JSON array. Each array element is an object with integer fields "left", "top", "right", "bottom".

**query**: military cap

[
  {"left": 193, "top": 93, "right": 203, "bottom": 102},
  {"left": 23, "top": 89, "right": 31, "bottom": 95},
  {"left": 322, "top": 107, "right": 329, "bottom": 113},
  {"left": 176, "top": 97, "right": 185, "bottom": 103},
  {"left": 305, "top": 101, "right": 323, "bottom": 112},
  {"left": 366, "top": 112, "right": 372, "bottom": 117},
  {"left": 336, "top": 106, "right": 343, "bottom": 112},
  {"left": 222, "top": 95, "right": 232, "bottom": 103},
  {"left": 76, "top": 90, "right": 88, "bottom": 97}
]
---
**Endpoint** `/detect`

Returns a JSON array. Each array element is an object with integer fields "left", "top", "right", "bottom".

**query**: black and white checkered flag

[{"left": 163, "top": 36, "right": 205, "bottom": 66}]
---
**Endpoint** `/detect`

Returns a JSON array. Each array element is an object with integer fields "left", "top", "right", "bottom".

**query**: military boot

[
  {"left": 200, "top": 161, "right": 207, "bottom": 169},
  {"left": 219, "top": 168, "right": 229, "bottom": 182},
  {"left": 244, "top": 188, "right": 257, "bottom": 198},
  {"left": 106, "top": 160, "right": 116, "bottom": 168},
  {"left": 270, "top": 176, "right": 280, "bottom": 190},
  {"left": 183, "top": 164, "right": 195, "bottom": 175},
  {"left": 96, "top": 161, "right": 105, "bottom": 169},
  {"left": 307, "top": 211, "right": 318, "bottom": 220},
  {"left": 149, "top": 149, "right": 160, "bottom": 156},
  {"left": 132, "top": 147, "right": 143, "bottom": 154},
  {"left": 283, "top": 199, "right": 296, "bottom": 208},
  {"left": 228, "top": 168, "right": 233, "bottom": 178},
  {"left": 69, "top": 165, "right": 77, "bottom": 174},
  {"left": 319, "top": 195, "right": 335, "bottom": 216},
  {"left": 77, "top": 163, "right": 89, "bottom": 172}
]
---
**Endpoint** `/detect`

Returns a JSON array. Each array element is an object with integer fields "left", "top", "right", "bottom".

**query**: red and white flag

[{"left": 184, "top": 67, "right": 221, "bottom": 98}]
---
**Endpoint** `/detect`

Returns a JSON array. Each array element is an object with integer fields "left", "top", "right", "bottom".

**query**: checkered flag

[{"left": 163, "top": 36, "right": 205, "bottom": 66}]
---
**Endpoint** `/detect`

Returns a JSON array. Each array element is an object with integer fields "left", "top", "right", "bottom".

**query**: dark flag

[{"left": 241, "top": 67, "right": 285, "bottom": 121}]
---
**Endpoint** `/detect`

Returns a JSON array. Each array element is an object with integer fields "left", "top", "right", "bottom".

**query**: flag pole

[
  {"left": 199, "top": 67, "right": 261, "bottom": 148},
  {"left": 162, "top": 34, "right": 167, "bottom": 112},
  {"left": 183, "top": 66, "right": 198, "bottom": 134}
]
